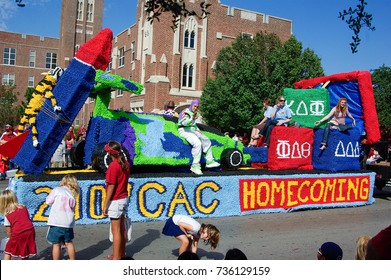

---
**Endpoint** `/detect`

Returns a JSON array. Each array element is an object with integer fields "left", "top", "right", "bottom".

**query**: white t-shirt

[
  {"left": 264, "top": 106, "right": 274, "bottom": 118},
  {"left": 172, "top": 215, "right": 201, "bottom": 236},
  {"left": 52, "top": 140, "right": 65, "bottom": 162},
  {"left": 46, "top": 186, "right": 76, "bottom": 228}
]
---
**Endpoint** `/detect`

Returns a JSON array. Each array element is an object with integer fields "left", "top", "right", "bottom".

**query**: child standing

[
  {"left": 162, "top": 214, "right": 220, "bottom": 255},
  {"left": 103, "top": 141, "right": 130, "bottom": 260},
  {"left": 64, "top": 132, "right": 75, "bottom": 167},
  {"left": 51, "top": 138, "right": 66, "bottom": 168},
  {"left": 46, "top": 174, "right": 80, "bottom": 260},
  {"left": 0, "top": 189, "right": 37, "bottom": 260}
]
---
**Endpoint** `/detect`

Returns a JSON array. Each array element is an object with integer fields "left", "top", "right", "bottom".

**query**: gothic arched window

[
  {"left": 182, "top": 64, "right": 188, "bottom": 87},
  {"left": 184, "top": 30, "right": 189, "bottom": 48},
  {"left": 189, "top": 31, "right": 195, "bottom": 48}
]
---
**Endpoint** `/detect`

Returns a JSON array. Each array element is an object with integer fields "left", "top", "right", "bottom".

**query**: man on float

[{"left": 178, "top": 100, "right": 220, "bottom": 175}]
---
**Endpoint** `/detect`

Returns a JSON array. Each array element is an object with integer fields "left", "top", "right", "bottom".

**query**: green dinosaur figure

[{"left": 91, "top": 70, "right": 144, "bottom": 118}]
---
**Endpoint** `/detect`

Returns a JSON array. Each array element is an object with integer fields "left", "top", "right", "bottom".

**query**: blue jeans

[
  {"left": 47, "top": 226, "right": 74, "bottom": 244},
  {"left": 321, "top": 123, "right": 353, "bottom": 146},
  {"left": 65, "top": 149, "right": 73, "bottom": 167},
  {"left": 259, "top": 119, "right": 280, "bottom": 146}
]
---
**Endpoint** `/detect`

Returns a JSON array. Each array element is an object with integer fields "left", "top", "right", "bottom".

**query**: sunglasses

[{"left": 279, "top": 99, "right": 285, "bottom": 102}]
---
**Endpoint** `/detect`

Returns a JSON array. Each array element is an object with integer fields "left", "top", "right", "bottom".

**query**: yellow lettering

[
  {"left": 336, "top": 178, "right": 347, "bottom": 201},
  {"left": 195, "top": 181, "right": 220, "bottom": 214},
  {"left": 242, "top": 181, "right": 255, "bottom": 209},
  {"left": 310, "top": 180, "right": 324, "bottom": 202},
  {"left": 324, "top": 179, "right": 336, "bottom": 202},
  {"left": 168, "top": 183, "right": 194, "bottom": 216},
  {"left": 32, "top": 187, "right": 52, "bottom": 222},
  {"left": 286, "top": 181, "right": 298, "bottom": 207},
  {"left": 298, "top": 181, "right": 310, "bottom": 203},
  {"left": 256, "top": 181, "right": 270, "bottom": 207},
  {"left": 360, "top": 178, "right": 369, "bottom": 199},
  {"left": 139, "top": 183, "right": 165, "bottom": 218},
  {"left": 271, "top": 181, "right": 285, "bottom": 206},
  {"left": 74, "top": 194, "right": 81, "bottom": 221},
  {"left": 347, "top": 178, "right": 359, "bottom": 200}
]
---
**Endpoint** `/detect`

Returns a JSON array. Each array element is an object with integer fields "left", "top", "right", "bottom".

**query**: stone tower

[{"left": 59, "top": 0, "right": 103, "bottom": 68}]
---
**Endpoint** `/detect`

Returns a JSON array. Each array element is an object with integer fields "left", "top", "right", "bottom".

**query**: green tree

[
  {"left": 0, "top": 85, "right": 23, "bottom": 128},
  {"left": 371, "top": 65, "right": 391, "bottom": 129},
  {"left": 201, "top": 32, "right": 324, "bottom": 133},
  {"left": 21, "top": 87, "right": 34, "bottom": 112}
]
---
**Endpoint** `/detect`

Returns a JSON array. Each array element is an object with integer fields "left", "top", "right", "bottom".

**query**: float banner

[
  {"left": 312, "top": 127, "right": 361, "bottom": 172},
  {"left": 5, "top": 172, "right": 375, "bottom": 226},
  {"left": 240, "top": 175, "right": 372, "bottom": 211},
  {"left": 284, "top": 88, "right": 330, "bottom": 129},
  {"left": 268, "top": 127, "right": 314, "bottom": 170}
]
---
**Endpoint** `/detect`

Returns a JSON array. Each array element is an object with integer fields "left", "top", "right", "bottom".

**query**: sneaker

[
  {"left": 190, "top": 166, "right": 203, "bottom": 175},
  {"left": 206, "top": 161, "right": 220, "bottom": 168}
]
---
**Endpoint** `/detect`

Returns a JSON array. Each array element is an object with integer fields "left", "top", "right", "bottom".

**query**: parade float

[{"left": 0, "top": 29, "right": 380, "bottom": 226}]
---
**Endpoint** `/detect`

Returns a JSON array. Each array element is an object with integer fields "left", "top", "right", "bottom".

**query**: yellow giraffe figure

[{"left": 18, "top": 67, "right": 64, "bottom": 147}]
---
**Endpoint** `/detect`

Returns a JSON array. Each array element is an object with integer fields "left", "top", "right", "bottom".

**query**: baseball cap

[{"left": 5, "top": 124, "right": 14, "bottom": 131}]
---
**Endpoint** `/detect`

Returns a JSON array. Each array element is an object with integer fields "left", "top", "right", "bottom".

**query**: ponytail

[{"left": 105, "top": 141, "right": 129, "bottom": 172}]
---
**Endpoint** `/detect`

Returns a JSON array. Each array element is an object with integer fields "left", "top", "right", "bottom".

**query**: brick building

[
  {"left": 0, "top": 31, "right": 59, "bottom": 100},
  {"left": 1, "top": 0, "right": 292, "bottom": 127},
  {"left": 0, "top": 0, "right": 103, "bottom": 121}
]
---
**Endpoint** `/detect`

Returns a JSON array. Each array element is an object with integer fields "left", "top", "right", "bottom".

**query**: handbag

[
  {"left": 109, "top": 217, "right": 132, "bottom": 243},
  {"left": 0, "top": 237, "right": 9, "bottom": 259}
]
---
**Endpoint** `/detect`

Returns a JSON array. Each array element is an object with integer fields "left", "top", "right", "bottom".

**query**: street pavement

[{"left": 1, "top": 178, "right": 390, "bottom": 260}]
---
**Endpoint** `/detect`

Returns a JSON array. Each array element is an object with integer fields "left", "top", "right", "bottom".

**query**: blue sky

[{"left": 1, "top": 0, "right": 390, "bottom": 75}]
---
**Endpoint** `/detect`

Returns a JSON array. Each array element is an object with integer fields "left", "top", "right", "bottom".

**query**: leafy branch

[
  {"left": 15, "top": 0, "right": 26, "bottom": 7},
  {"left": 339, "top": 0, "right": 375, "bottom": 53},
  {"left": 144, "top": 0, "right": 211, "bottom": 31}
]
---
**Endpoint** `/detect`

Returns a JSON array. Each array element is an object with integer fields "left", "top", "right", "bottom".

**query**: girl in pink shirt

[{"left": 315, "top": 97, "right": 356, "bottom": 150}]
